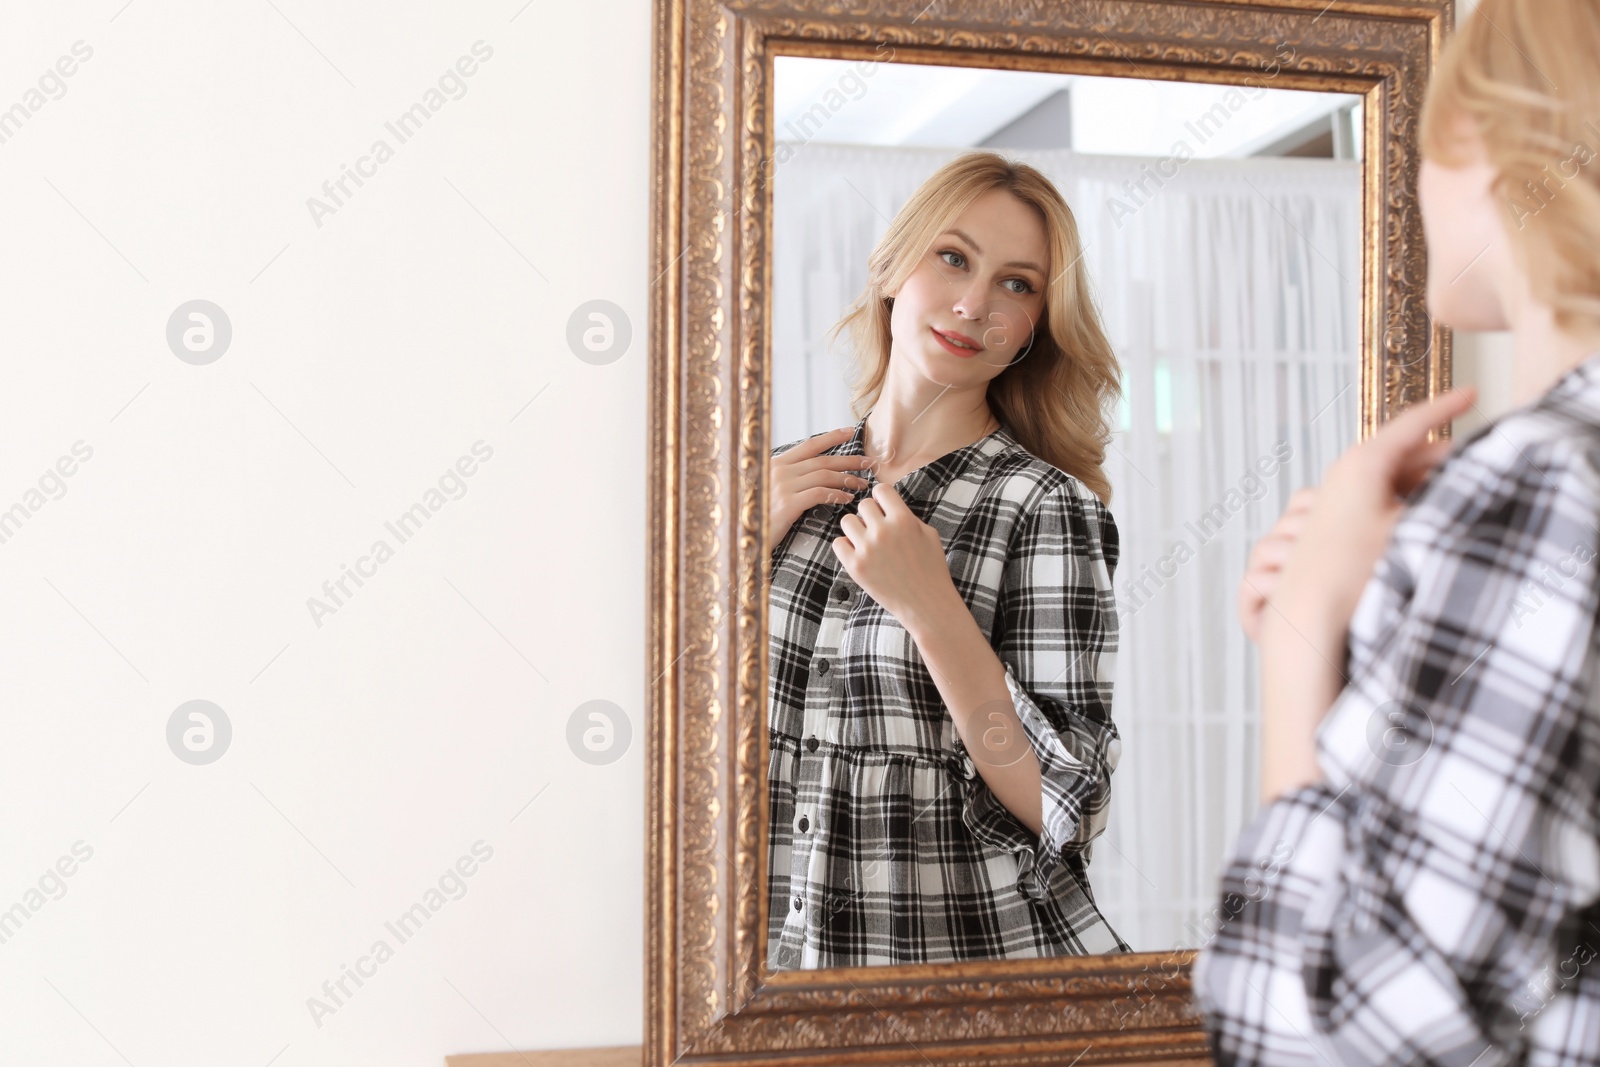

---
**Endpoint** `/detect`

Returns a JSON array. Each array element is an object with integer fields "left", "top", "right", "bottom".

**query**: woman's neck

[
  {"left": 1499, "top": 265, "right": 1600, "bottom": 406},
  {"left": 1510, "top": 308, "right": 1600, "bottom": 407},
  {"left": 861, "top": 397, "right": 997, "bottom": 478}
]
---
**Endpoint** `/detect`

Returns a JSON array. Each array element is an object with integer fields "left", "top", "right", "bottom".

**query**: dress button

[
  {"left": 832, "top": 582, "right": 850, "bottom": 602},
  {"left": 793, "top": 896, "right": 803, "bottom": 911},
  {"left": 797, "top": 815, "right": 810, "bottom": 833},
  {"left": 805, "top": 736, "right": 819, "bottom": 752},
  {"left": 816, "top": 658, "right": 830, "bottom": 675}
]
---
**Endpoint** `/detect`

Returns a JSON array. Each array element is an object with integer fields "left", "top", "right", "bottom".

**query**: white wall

[
  {"left": 1453, "top": 331, "right": 1517, "bottom": 435},
  {"left": 0, "top": 3, "right": 648, "bottom": 1065}
]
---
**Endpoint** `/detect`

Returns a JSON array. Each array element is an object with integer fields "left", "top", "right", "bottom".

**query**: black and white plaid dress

[
  {"left": 1193, "top": 352, "right": 1600, "bottom": 1065},
  {"left": 766, "top": 412, "right": 1129, "bottom": 970}
]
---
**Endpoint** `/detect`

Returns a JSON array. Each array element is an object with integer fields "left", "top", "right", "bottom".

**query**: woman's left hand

[{"left": 832, "top": 483, "right": 956, "bottom": 627}]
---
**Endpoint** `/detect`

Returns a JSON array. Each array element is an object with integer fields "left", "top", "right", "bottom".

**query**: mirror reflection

[{"left": 765, "top": 57, "right": 1364, "bottom": 970}]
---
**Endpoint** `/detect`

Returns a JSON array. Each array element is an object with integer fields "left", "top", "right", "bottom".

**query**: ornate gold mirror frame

[{"left": 646, "top": 1, "right": 1454, "bottom": 1064}]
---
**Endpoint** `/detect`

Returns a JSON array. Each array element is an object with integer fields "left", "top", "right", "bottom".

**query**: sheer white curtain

[{"left": 771, "top": 141, "right": 1360, "bottom": 951}]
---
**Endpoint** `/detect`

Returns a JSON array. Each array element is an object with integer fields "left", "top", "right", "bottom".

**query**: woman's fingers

[
  {"left": 776, "top": 425, "right": 856, "bottom": 464},
  {"left": 867, "top": 481, "right": 913, "bottom": 517},
  {"left": 1246, "top": 506, "right": 1311, "bottom": 567},
  {"left": 798, "top": 485, "right": 856, "bottom": 509},
  {"left": 1238, "top": 576, "right": 1272, "bottom": 639},
  {"left": 1249, "top": 534, "right": 1296, "bottom": 569},
  {"left": 798, "top": 466, "right": 868, "bottom": 492},
  {"left": 1263, "top": 508, "right": 1309, "bottom": 539},
  {"left": 1350, "top": 390, "right": 1468, "bottom": 499},
  {"left": 1233, "top": 393, "right": 1467, "bottom": 644},
  {"left": 773, "top": 450, "right": 868, "bottom": 501},
  {"left": 771, "top": 432, "right": 870, "bottom": 539},
  {"left": 802, "top": 454, "right": 874, "bottom": 476},
  {"left": 838, "top": 510, "right": 865, "bottom": 543},
  {"left": 1238, "top": 505, "right": 1309, "bottom": 637},
  {"left": 1240, "top": 575, "right": 1276, "bottom": 615},
  {"left": 1371, "top": 387, "right": 1478, "bottom": 459}
]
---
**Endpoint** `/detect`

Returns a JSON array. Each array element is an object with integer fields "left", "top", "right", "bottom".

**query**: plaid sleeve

[
  {"left": 952, "top": 481, "right": 1122, "bottom": 902},
  {"left": 1193, "top": 437, "right": 1600, "bottom": 1066}
]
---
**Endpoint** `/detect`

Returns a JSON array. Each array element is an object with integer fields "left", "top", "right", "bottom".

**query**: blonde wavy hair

[
  {"left": 1420, "top": 0, "right": 1600, "bottom": 340},
  {"left": 825, "top": 151, "right": 1122, "bottom": 504}
]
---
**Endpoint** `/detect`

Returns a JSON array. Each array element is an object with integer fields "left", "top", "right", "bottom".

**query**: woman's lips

[{"left": 930, "top": 326, "right": 982, "bottom": 357}]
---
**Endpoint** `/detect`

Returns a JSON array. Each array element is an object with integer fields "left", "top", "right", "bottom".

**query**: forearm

[
  {"left": 1258, "top": 601, "right": 1344, "bottom": 805},
  {"left": 902, "top": 585, "right": 1044, "bottom": 836}
]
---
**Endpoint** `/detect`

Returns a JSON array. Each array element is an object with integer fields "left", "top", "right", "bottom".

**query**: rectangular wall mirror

[{"left": 649, "top": 1, "right": 1453, "bottom": 1064}]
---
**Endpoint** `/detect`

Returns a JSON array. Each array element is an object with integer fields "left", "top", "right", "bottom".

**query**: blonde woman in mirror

[
  {"left": 765, "top": 150, "right": 1127, "bottom": 969},
  {"left": 1194, "top": 1, "right": 1600, "bottom": 1062}
]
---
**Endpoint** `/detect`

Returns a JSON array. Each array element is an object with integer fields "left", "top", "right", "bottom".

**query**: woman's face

[
  {"left": 885, "top": 187, "right": 1050, "bottom": 388},
  {"left": 1419, "top": 119, "right": 1510, "bottom": 330}
]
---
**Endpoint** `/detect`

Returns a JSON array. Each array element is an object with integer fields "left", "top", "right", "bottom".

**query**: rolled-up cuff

[{"left": 950, "top": 661, "right": 1119, "bottom": 902}]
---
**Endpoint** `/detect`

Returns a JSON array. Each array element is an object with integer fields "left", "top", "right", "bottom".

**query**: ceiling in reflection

[{"left": 774, "top": 57, "right": 1365, "bottom": 159}]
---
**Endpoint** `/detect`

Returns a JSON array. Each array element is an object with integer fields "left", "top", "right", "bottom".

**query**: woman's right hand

[
  {"left": 1237, "top": 486, "right": 1316, "bottom": 644},
  {"left": 770, "top": 426, "right": 871, "bottom": 547}
]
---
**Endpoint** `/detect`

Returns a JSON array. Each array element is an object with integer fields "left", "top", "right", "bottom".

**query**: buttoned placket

[
  {"left": 775, "top": 502, "right": 868, "bottom": 969},
  {"left": 774, "top": 438, "right": 979, "bottom": 966}
]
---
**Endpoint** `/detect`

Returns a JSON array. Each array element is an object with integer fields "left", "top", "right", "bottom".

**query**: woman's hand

[
  {"left": 1263, "top": 386, "right": 1477, "bottom": 637},
  {"left": 832, "top": 482, "right": 958, "bottom": 627},
  {"left": 770, "top": 427, "right": 870, "bottom": 546}
]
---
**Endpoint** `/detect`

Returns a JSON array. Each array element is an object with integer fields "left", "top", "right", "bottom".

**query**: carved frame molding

[{"left": 647, "top": 2, "right": 1455, "bottom": 1064}]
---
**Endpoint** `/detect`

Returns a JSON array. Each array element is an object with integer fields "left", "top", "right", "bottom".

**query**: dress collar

[
  {"left": 1438, "top": 348, "right": 1600, "bottom": 455},
  {"left": 1459, "top": 342, "right": 1600, "bottom": 451},
  {"left": 828, "top": 411, "right": 1020, "bottom": 505},
  {"left": 1539, "top": 348, "right": 1600, "bottom": 409}
]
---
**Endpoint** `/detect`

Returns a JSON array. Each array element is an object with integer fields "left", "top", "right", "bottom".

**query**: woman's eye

[{"left": 939, "top": 250, "right": 1034, "bottom": 295}]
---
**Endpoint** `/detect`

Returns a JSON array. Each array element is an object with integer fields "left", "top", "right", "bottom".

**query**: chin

[
  {"left": 1427, "top": 270, "right": 1509, "bottom": 331},
  {"left": 1427, "top": 290, "right": 1506, "bottom": 332}
]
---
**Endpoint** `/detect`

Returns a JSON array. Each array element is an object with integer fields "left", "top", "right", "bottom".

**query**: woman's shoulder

[
  {"left": 1393, "top": 371, "right": 1600, "bottom": 573},
  {"left": 983, "top": 442, "right": 1113, "bottom": 521},
  {"left": 978, "top": 443, "right": 1118, "bottom": 566},
  {"left": 1420, "top": 375, "right": 1600, "bottom": 510},
  {"left": 1469, "top": 378, "right": 1600, "bottom": 463}
]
